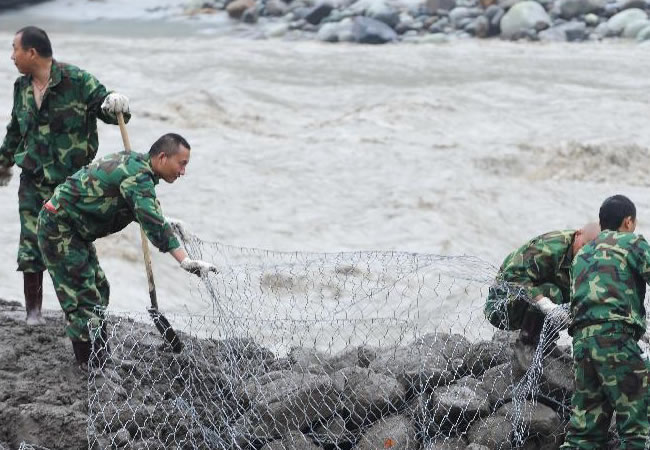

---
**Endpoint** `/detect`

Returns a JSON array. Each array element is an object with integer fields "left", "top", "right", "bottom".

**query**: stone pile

[
  {"left": 187, "top": 0, "right": 650, "bottom": 42},
  {"left": 88, "top": 319, "right": 586, "bottom": 449}
]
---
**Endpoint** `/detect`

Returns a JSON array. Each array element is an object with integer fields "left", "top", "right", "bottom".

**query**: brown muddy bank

[{"left": 0, "top": 298, "right": 87, "bottom": 450}]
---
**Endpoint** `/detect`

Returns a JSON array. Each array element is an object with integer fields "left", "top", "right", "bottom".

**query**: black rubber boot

[
  {"left": 518, "top": 308, "right": 545, "bottom": 346},
  {"left": 72, "top": 341, "right": 92, "bottom": 370},
  {"left": 24, "top": 271, "right": 44, "bottom": 325}
]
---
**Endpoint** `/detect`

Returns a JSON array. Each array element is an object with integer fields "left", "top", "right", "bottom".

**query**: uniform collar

[
  {"left": 142, "top": 153, "right": 161, "bottom": 185},
  {"left": 24, "top": 59, "right": 62, "bottom": 87},
  {"left": 560, "top": 231, "right": 577, "bottom": 269},
  {"left": 124, "top": 151, "right": 160, "bottom": 185},
  {"left": 48, "top": 60, "right": 63, "bottom": 88}
]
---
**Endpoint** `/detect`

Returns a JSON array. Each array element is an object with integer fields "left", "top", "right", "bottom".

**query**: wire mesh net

[{"left": 85, "top": 224, "right": 585, "bottom": 450}]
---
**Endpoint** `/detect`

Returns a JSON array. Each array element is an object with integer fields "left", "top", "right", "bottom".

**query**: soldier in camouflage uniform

[
  {"left": 561, "top": 195, "right": 650, "bottom": 449},
  {"left": 37, "top": 133, "right": 217, "bottom": 368},
  {"left": 484, "top": 223, "right": 600, "bottom": 346},
  {"left": 0, "top": 26, "right": 130, "bottom": 325}
]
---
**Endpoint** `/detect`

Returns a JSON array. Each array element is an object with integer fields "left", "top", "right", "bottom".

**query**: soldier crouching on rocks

[
  {"left": 561, "top": 195, "right": 650, "bottom": 450},
  {"left": 484, "top": 223, "right": 600, "bottom": 349},
  {"left": 0, "top": 26, "right": 130, "bottom": 326},
  {"left": 36, "top": 133, "right": 217, "bottom": 370}
]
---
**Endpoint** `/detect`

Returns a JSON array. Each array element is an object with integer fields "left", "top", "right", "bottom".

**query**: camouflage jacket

[
  {"left": 570, "top": 230, "right": 649, "bottom": 338},
  {"left": 48, "top": 151, "right": 180, "bottom": 253},
  {"left": 497, "top": 230, "right": 576, "bottom": 304},
  {"left": 0, "top": 60, "right": 130, "bottom": 185}
]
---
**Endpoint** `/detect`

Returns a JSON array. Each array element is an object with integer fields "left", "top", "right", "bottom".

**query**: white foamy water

[{"left": 1, "top": 3, "right": 650, "bottom": 326}]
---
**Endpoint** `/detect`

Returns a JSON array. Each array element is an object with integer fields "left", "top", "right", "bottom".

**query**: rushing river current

[{"left": 0, "top": 1, "right": 649, "bottom": 317}]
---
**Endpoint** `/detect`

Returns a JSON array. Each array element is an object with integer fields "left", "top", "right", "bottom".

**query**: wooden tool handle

[{"left": 117, "top": 112, "right": 159, "bottom": 310}]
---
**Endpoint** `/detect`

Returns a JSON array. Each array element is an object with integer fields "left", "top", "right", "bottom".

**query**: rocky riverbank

[
  {"left": 0, "top": 296, "right": 594, "bottom": 450},
  {"left": 182, "top": 0, "right": 650, "bottom": 43},
  {"left": 0, "top": 299, "right": 87, "bottom": 450},
  {"left": 0, "top": 0, "right": 49, "bottom": 11}
]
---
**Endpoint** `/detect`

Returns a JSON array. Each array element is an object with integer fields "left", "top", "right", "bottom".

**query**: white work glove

[
  {"left": 535, "top": 296, "right": 558, "bottom": 315},
  {"left": 101, "top": 92, "right": 130, "bottom": 114},
  {"left": 536, "top": 296, "right": 570, "bottom": 327},
  {"left": 180, "top": 257, "right": 218, "bottom": 277},
  {"left": 0, "top": 166, "right": 12, "bottom": 186}
]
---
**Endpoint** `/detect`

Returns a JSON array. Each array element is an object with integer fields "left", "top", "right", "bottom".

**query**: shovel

[{"left": 117, "top": 112, "right": 183, "bottom": 353}]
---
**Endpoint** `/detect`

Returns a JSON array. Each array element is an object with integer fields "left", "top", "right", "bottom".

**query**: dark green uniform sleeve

[
  {"left": 528, "top": 282, "right": 563, "bottom": 303},
  {"left": 81, "top": 71, "right": 131, "bottom": 126},
  {"left": 119, "top": 173, "right": 180, "bottom": 252},
  {"left": 500, "top": 235, "right": 567, "bottom": 303},
  {"left": 632, "top": 235, "right": 650, "bottom": 284},
  {"left": 0, "top": 82, "right": 20, "bottom": 168}
]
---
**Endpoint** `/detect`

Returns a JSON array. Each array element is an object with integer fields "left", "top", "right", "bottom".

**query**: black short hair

[
  {"left": 599, "top": 195, "right": 636, "bottom": 231},
  {"left": 16, "top": 26, "right": 52, "bottom": 58},
  {"left": 149, "top": 133, "right": 191, "bottom": 157}
]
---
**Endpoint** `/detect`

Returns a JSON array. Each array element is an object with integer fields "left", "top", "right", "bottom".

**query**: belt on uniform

[
  {"left": 43, "top": 200, "right": 57, "bottom": 214},
  {"left": 571, "top": 321, "right": 641, "bottom": 341}
]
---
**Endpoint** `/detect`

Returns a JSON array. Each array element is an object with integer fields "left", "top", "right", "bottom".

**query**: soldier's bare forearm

[{"left": 170, "top": 247, "right": 188, "bottom": 265}]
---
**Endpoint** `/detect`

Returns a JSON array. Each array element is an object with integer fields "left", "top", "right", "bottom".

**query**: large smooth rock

[
  {"left": 638, "top": 24, "right": 650, "bottom": 40},
  {"left": 478, "top": 362, "right": 515, "bottom": 409},
  {"left": 464, "top": 15, "right": 490, "bottom": 36},
  {"left": 449, "top": 6, "right": 483, "bottom": 24},
  {"left": 584, "top": 12, "right": 600, "bottom": 25},
  {"left": 356, "top": 415, "right": 419, "bottom": 450},
  {"left": 538, "top": 20, "right": 587, "bottom": 41},
  {"left": 429, "top": 16, "right": 451, "bottom": 32},
  {"left": 485, "top": 5, "right": 506, "bottom": 34},
  {"left": 265, "top": 0, "right": 290, "bottom": 16},
  {"left": 497, "top": 401, "right": 563, "bottom": 448},
  {"left": 318, "top": 21, "right": 344, "bottom": 41},
  {"left": 557, "top": 0, "right": 605, "bottom": 19},
  {"left": 606, "top": 8, "right": 647, "bottom": 34},
  {"left": 370, "top": 332, "right": 471, "bottom": 393},
  {"left": 593, "top": 21, "right": 614, "bottom": 37},
  {"left": 332, "top": 366, "right": 406, "bottom": 427},
  {"left": 235, "top": 370, "right": 338, "bottom": 442},
  {"left": 288, "top": 344, "right": 376, "bottom": 373},
  {"left": 511, "top": 341, "right": 573, "bottom": 404},
  {"left": 226, "top": 0, "right": 256, "bottom": 18},
  {"left": 350, "top": 16, "right": 398, "bottom": 43},
  {"left": 619, "top": 0, "right": 646, "bottom": 10},
  {"left": 311, "top": 415, "right": 357, "bottom": 448},
  {"left": 304, "top": 2, "right": 334, "bottom": 24},
  {"left": 365, "top": 0, "right": 400, "bottom": 27},
  {"left": 467, "top": 414, "right": 513, "bottom": 449},
  {"left": 241, "top": 6, "right": 259, "bottom": 23},
  {"left": 289, "top": 346, "right": 335, "bottom": 374},
  {"left": 418, "top": 377, "right": 491, "bottom": 436},
  {"left": 464, "top": 340, "right": 513, "bottom": 376},
  {"left": 622, "top": 18, "right": 650, "bottom": 37},
  {"left": 500, "top": 1, "right": 551, "bottom": 39}
]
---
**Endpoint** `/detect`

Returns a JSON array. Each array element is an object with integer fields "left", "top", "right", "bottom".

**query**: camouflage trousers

[
  {"left": 37, "top": 207, "right": 110, "bottom": 342},
  {"left": 561, "top": 329, "right": 649, "bottom": 449},
  {"left": 483, "top": 281, "right": 563, "bottom": 331},
  {"left": 17, "top": 174, "right": 56, "bottom": 272}
]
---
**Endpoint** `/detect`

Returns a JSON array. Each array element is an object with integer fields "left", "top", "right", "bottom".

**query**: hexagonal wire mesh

[{"left": 85, "top": 223, "right": 581, "bottom": 450}]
